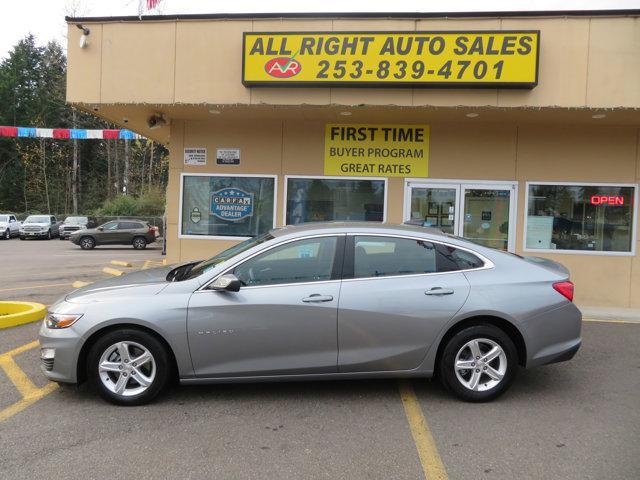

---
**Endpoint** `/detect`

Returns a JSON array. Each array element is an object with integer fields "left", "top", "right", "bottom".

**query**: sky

[{"left": 1, "top": 0, "right": 639, "bottom": 60}]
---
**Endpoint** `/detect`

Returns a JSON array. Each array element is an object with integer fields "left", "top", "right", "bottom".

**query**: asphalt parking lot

[{"left": 0, "top": 238, "right": 638, "bottom": 479}]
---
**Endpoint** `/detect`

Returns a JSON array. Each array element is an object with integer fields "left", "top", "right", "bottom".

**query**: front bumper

[
  {"left": 20, "top": 231, "right": 49, "bottom": 238},
  {"left": 38, "top": 321, "right": 83, "bottom": 384}
]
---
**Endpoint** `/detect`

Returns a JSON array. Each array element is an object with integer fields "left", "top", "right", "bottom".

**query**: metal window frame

[
  {"left": 523, "top": 181, "right": 639, "bottom": 256},
  {"left": 283, "top": 175, "right": 389, "bottom": 225},
  {"left": 178, "top": 172, "right": 278, "bottom": 241}
]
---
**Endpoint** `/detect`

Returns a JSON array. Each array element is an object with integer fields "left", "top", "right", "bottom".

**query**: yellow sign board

[
  {"left": 243, "top": 31, "right": 539, "bottom": 87},
  {"left": 324, "top": 124, "right": 429, "bottom": 177}
]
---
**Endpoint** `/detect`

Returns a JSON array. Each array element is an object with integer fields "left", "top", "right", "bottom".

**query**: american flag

[{"left": 144, "top": 0, "right": 161, "bottom": 11}]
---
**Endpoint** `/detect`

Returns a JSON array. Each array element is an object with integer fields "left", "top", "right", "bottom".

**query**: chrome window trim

[{"left": 197, "top": 233, "right": 346, "bottom": 292}]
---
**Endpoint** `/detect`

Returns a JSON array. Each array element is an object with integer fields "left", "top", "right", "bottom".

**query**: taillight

[{"left": 553, "top": 281, "right": 574, "bottom": 302}]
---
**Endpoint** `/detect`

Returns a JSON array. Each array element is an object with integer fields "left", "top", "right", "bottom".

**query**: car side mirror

[{"left": 209, "top": 274, "right": 241, "bottom": 292}]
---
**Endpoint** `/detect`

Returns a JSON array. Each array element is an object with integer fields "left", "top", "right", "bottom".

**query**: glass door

[
  {"left": 460, "top": 185, "right": 516, "bottom": 252},
  {"left": 405, "top": 181, "right": 517, "bottom": 252},
  {"left": 406, "top": 183, "right": 459, "bottom": 235}
]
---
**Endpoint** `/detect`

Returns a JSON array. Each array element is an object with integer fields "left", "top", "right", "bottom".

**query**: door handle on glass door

[
  {"left": 425, "top": 287, "right": 454, "bottom": 296},
  {"left": 302, "top": 294, "right": 334, "bottom": 303}
]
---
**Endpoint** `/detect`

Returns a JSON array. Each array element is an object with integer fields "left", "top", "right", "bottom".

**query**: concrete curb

[
  {"left": 0, "top": 302, "right": 47, "bottom": 330},
  {"left": 102, "top": 267, "right": 124, "bottom": 277},
  {"left": 581, "top": 306, "right": 640, "bottom": 324},
  {"left": 110, "top": 260, "right": 132, "bottom": 267}
]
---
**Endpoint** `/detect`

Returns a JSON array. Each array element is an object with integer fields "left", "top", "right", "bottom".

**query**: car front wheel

[
  {"left": 438, "top": 324, "right": 518, "bottom": 402},
  {"left": 3, "top": 229, "right": 9, "bottom": 240},
  {"left": 132, "top": 237, "right": 147, "bottom": 249},
  {"left": 80, "top": 236, "right": 96, "bottom": 250},
  {"left": 88, "top": 329, "right": 171, "bottom": 406}
]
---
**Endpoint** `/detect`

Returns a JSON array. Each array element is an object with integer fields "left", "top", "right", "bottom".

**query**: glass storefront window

[
  {"left": 286, "top": 177, "right": 386, "bottom": 224},
  {"left": 525, "top": 183, "right": 636, "bottom": 253},
  {"left": 181, "top": 174, "right": 276, "bottom": 238}
]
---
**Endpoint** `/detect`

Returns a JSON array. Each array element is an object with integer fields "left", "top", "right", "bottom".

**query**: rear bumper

[{"left": 522, "top": 302, "right": 582, "bottom": 368}]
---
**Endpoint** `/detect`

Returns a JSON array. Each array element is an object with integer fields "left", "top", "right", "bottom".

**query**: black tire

[
  {"left": 438, "top": 324, "right": 518, "bottom": 403},
  {"left": 87, "top": 328, "right": 171, "bottom": 406},
  {"left": 46, "top": 230, "right": 51, "bottom": 240},
  {"left": 19, "top": 236, "right": 25, "bottom": 240},
  {"left": 3, "top": 229, "right": 9, "bottom": 240},
  {"left": 79, "top": 236, "right": 96, "bottom": 250},
  {"left": 132, "top": 236, "right": 147, "bottom": 250}
]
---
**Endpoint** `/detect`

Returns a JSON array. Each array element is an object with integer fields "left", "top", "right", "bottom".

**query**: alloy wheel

[
  {"left": 4, "top": 229, "right": 9, "bottom": 239},
  {"left": 454, "top": 338, "right": 507, "bottom": 392},
  {"left": 133, "top": 238, "right": 146, "bottom": 249},
  {"left": 81, "top": 238, "right": 94, "bottom": 249},
  {"left": 98, "top": 341, "right": 156, "bottom": 397}
]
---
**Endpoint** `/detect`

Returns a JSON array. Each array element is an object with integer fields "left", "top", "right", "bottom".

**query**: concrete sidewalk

[{"left": 580, "top": 306, "right": 640, "bottom": 323}]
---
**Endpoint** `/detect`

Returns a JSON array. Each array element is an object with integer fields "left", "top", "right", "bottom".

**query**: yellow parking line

[
  {"left": 0, "top": 355, "right": 39, "bottom": 397},
  {"left": 0, "top": 383, "right": 58, "bottom": 422},
  {"left": 110, "top": 260, "right": 132, "bottom": 267},
  {"left": 0, "top": 283, "right": 71, "bottom": 293},
  {"left": 72, "top": 281, "right": 91, "bottom": 289},
  {"left": 583, "top": 318, "right": 639, "bottom": 324},
  {"left": 398, "top": 381, "right": 448, "bottom": 480},
  {"left": 102, "top": 267, "right": 124, "bottom": 276},
  {"left": 0, "top": 340, "right": 59, "bottom": 423},
  {"left": 1, "top": 340, "right": 39, "bottom": 358}
]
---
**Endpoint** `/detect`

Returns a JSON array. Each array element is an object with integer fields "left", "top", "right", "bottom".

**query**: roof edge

[{"left": 65, "top": 9, "right": 640, "bottom": 23}]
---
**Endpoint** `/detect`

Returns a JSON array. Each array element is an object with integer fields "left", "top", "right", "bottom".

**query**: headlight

[{"left": 45, "top": 313, "right": 83, "bottom": 329}]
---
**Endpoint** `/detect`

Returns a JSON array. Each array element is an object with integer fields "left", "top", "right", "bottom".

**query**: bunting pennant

[{"left": 0, "top": 126, "right": 144, "bottom": 140}]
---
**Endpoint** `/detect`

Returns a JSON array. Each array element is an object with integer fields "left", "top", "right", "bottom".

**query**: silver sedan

[{"left": 39, "top": 222, "right": 581, "bottom": 405}]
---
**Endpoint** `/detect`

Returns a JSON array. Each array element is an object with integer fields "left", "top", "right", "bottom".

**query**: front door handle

[
  {"left": 302, "top": 294, "right": 334, "bottom": 303},
  {"left": 425, "top": 287, "right": 454, "bottom": 296}
]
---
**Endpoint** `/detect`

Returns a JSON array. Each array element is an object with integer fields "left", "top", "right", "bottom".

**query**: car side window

[
  {"left": 234, "top": 236, "right": 338, "bottom": 287},
  {"left": 435, "top": 244, "right": 485, "bottom": 271},
  {"left": 354, "top": 236, "right": 437, "bottom": 278},
  {"left": 103, "top": 222, "right": 119, "bottom": 230},
  {"left": 50, "top": 216, "right": 56, "bottom": 224}
]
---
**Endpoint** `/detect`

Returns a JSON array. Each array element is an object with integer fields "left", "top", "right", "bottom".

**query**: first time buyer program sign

[
  {"left": 325, "top": 124, "right": 429, "bottom": 177},
  {"left": 243, "top": 31, "right": 539, "bottom": 87}
]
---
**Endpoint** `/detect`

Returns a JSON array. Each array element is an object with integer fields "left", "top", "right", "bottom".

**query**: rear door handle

[
  {"left": 302, "top": 294, "right": 334, "bottom": 303},
  {"left": 425, "top": 287, "right": 454, "bottom": 296}
]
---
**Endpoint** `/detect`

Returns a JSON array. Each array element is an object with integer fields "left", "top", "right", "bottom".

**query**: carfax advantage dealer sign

[
  {"left": 325, "top": 124, "right": 429, "bottom": 177},
  {"left": 243, "top": 31, "right": 539, "bottom": 87}
]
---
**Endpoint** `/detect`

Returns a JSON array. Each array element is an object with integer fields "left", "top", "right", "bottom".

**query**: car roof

[{"left": 269, "top": 222, "right": 448, "bottom": 239}]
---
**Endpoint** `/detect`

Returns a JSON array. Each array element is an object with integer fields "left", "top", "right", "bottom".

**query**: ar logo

[{"left": 264, "top": 57, "right": 302, "bottom": 78}]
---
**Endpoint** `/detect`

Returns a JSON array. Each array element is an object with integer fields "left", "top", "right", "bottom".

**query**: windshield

[
  {"left": 24, "top": 216, "right": 50, "bottom": 223},
  {"left": 65, "top": 216, "right": 88, "bottom": 224},
  {"left": 181, "top": 233, "right": 274, "bottom": 280},
  {"left": 0, "top": 216, "right": 8, "bottom": 222}
]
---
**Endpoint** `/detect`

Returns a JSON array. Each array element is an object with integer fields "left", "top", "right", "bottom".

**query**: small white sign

[
  {"left": 184, "top": 148, "right": 207, "bottom": 166},
  {"left": 216, "top": 148, "right": 241, "bottom": 166}
]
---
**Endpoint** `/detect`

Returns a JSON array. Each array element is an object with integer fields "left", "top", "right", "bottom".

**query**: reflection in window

[
  {"left": 286, "top": 178, "right": 385, "bottom": 224},
  {"left": 234, "top": 237, "right": 338, "bottom": 286},
  {"left": 181, "top": 175, "right": 275, "bottom": 238},
  {"left": 526, "top": 184, "right": 635, "bottom": 252}
]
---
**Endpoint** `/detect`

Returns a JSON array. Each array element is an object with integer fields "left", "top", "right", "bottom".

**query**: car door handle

[
  {"left": 425, "top": 287, "right": 454, "bottom": 296},
  {"left": 302, "top": 294, "right": 334, "bottom": 303}
]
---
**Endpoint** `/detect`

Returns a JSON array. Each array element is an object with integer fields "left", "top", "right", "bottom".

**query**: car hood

[{"left": 65, "top": 266, "right": 173, "bottom": 304}]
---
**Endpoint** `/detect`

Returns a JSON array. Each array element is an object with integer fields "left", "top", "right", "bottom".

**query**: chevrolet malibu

[{"left": 39, "top": 223, "right": 581, "bottom": 405}]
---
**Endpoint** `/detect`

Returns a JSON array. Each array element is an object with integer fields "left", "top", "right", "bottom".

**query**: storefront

[{"left": 65, "top": 10, "right": 640, "bottom": 308}]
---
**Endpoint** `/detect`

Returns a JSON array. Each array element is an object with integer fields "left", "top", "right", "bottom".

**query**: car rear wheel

[
  {"left": 438, "top": 324, "right": 518, "bottom": 402},
  {"left": 88, "top": 329, "right": 170, "bottom": 406},
  {"left": 132, "top": 237, "right": 147, "bottom": 249},
  {"left": 80, "top": 236, "right": 95, "bottom": 250}
]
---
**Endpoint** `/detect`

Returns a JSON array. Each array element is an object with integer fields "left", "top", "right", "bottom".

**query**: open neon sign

[{"left": 590, "top": 195, "right": 625, "bottom": 206}]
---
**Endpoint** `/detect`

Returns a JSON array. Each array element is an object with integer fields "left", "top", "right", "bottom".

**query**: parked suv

[
  {"left": 70, "top": 220, "right": 156, "bottom": 250},
  {"left": 59, "top": 216, "right": 97, "bottom": 240},
  {"left": 0, "top": 214, "right": 20, "bottom": 239},
  {"left": 20, "top": 215, "right": 60, "bottom": 240}
]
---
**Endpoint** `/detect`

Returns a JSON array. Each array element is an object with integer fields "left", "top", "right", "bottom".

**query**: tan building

[{"left": 65, "top": 10, "right": 640, "bottom": 309}]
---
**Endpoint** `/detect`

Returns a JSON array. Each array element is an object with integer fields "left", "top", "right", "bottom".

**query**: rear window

[
  {"left": 435, "top": 244, "right": 485, "bottom": 272},
  {"left": 353, "top": 236, "right": 485, "bottom": 279},
  {"left": 120, "top": 222, "right": 144, "bottom": 229}
]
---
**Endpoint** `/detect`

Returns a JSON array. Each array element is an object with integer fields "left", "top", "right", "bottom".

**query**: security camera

[{"left": 147, "top": 113, "right": 169, "bottom": 129}]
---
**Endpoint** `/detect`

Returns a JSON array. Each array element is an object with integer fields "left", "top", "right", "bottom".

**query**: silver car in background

[
  {"left": 39, "top": 223, "right": 581, "bottom": 405},
  {"left": 20, "top": 215, "right": 60, "bottom": 240}
]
